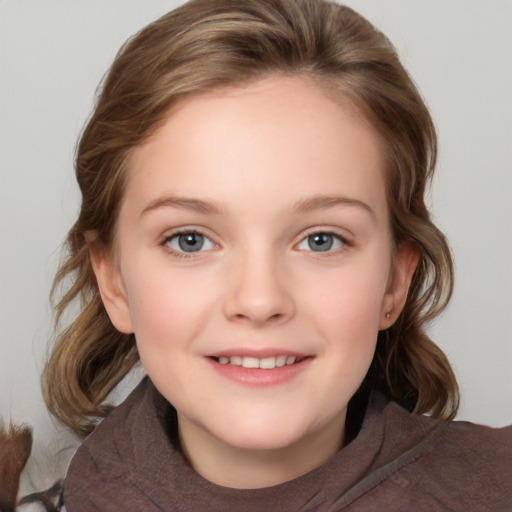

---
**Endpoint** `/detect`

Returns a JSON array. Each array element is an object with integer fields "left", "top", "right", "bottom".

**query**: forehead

[{"left": 124, "top": 75, "right": 387, "bottom": 220}]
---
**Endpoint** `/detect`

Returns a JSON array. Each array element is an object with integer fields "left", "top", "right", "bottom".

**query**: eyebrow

[
  {"left": 140, "top": 196, "right": 224, "bottom": 217},
  {"left": 291, "top": 195, "right": 376, "bottom": 219},
  {"left": 140, "top": 194, "right": 375, "bottom": 219}
]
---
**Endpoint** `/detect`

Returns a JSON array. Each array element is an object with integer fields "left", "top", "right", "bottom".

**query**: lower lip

[{"left": 206, "top": 357, "right": 312, "bottom": 387}]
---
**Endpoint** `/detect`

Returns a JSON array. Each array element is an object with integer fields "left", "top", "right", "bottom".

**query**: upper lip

[{"left": 204, "top": 348, "right": 311, "bottom": 359}]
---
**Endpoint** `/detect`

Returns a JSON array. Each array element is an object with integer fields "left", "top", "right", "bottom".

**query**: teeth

[
  {"left": 259, "top": 357, "right": 276, "bottom": 369},
  {"left": 230, "top": 356, "right": 242, "bottom": 366},
  {"left": 216, "top": 355, "right": 302, "bottom": 369},
  {"left": 276, "top": 355, "right": 287, "bottom": 367},
  {"left": 242, "top": 357, "right": 260, "bottom": 369}
]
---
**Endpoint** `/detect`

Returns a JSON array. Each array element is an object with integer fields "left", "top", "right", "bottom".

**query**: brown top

[{"left": 64, "top": 377, "right": 512, "bottom": 511}]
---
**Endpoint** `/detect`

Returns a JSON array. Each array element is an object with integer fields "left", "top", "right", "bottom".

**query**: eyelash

[
  {"left": 296, "top": 229, "right": 352, "bottom": 254},
  {"left": 160, "top": 229, "right": 217, "bottom": 259},
  {"left": 159, "top": 228, "right": 352, "bottom": 259}
]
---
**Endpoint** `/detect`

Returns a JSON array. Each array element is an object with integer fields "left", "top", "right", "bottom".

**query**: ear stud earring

[{"left": 385, "top": 312, "right": 391, "bottom": 319}]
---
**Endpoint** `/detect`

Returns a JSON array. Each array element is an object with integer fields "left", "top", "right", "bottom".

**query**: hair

[{"left": 42, "top": 0, "right": 458, "bottom": 437}]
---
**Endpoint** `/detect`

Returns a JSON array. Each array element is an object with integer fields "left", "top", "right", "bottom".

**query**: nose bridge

[{"left": 224, "top": 241, "right": 294, "bottom": 325}]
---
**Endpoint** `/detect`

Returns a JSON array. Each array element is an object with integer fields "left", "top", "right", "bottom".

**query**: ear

[
  {"left": 87, "top": 232, "right": 134, "bottom": 334},
  {"left": 379, "top": 242, "right": 420, "bottom": 330}
]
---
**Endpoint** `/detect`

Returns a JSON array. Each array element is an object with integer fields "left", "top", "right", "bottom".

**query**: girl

[{"left": 42, "top": 0, "right": 511, "bottom": 510}]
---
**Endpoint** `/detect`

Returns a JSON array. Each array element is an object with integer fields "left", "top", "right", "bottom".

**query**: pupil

[
  {"left": 178, "top": 233, "right": 204, "bottom": 252},
  {"left": 308, "top": 233, "right": 333, "bottom": 252}
]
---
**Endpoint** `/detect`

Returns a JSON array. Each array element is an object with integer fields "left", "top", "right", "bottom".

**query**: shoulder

[
  {"left": 373, "top": 400, "right": 512, "bottom": 510},
  {"left": 63, "top": 377, "right": 161, "bottom": 511},
  {"left": 69, "top": 378, "right": 149, "bottom": 471},
  {"left": 423, "top": 415, "right": 512, "bottom": 503},
  {"left": 437, "top": 414, "right": 512, "bottom": 464},
  {"left": 381, "top": 398, "right": 512, "bottom": 461}
]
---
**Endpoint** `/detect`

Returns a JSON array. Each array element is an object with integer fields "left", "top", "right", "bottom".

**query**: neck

[{"left": 177, "top": 413, "right": 346, "bottom": 489}]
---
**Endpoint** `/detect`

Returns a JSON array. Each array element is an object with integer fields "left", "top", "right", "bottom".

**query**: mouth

[
  {"left": 210, "top": 355, "right": 307, "bottom": 370},
  {"left": 206, "top": 352, "right": 312, "bottom": 387}
]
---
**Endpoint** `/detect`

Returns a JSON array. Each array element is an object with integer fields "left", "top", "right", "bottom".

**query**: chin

[{"left": 208, "top": 413, "right": 323, "bottom": 453}]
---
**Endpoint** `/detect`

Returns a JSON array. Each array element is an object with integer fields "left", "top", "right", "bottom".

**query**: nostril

[
  {"left": 223, "top": 280, "right": 295, "bottom": 325},
  {"left": 231, "top": 311, "right": 284, "bottom": 325}
]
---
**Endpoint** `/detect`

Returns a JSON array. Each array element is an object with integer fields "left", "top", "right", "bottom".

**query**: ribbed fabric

[{"left": 64, "top": 377, "right": 512, "bottom": 511}]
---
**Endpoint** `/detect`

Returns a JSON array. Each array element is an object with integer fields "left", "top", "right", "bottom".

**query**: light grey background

[{"left": 1, "top": 0, "right": 511, "bottom": 487}]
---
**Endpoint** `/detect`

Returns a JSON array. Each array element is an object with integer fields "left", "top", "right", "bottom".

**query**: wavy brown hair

[{"left": 42, "top": 0, "right": 458, "bottom": 436}]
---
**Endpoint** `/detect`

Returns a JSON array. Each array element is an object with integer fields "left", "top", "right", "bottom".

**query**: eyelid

[
  {"left": 295, "top": 228, "right": 353, "bottom": 252},
  {"left": 160, "top": 227, "right": 219, "bottom": 258},
  {"left": 160, "top": 225, "right": 218, "bottom": 243}
]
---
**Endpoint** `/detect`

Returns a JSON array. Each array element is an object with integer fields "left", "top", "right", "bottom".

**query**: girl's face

[{"left": 93, "top": 75, "right": 417, "bottom": 487}]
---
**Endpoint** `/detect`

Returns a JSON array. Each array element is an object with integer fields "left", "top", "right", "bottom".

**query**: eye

[
  {"left": 163, "top": 231, "right": 217, "bottom": 254},
  {"left": 296, "top": 232, "right": 348, "bottom": 253}
]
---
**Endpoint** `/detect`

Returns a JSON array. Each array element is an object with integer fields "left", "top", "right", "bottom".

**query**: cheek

[
  {"left": 121, "top": 261, "right": 218, "bottom": 350},
  {"left": 305, "top": 260, "right": 388, "bottom": 325},
  {"left": 300, "top": 256, "right": 390, "bottom": 359}
]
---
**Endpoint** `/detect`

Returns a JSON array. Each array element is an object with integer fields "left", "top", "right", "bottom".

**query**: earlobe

[
  {"left": 379, "top": 243, "right": 420, "bottom": 330},
  {"left": 87, "top": 232, "right": 134, "bottom": 334}
]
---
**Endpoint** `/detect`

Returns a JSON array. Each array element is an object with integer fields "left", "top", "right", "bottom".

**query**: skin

[{"left": 90, "top": 75, "right": 418, "bottom": 489}]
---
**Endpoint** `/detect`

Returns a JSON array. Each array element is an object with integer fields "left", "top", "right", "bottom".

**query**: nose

[{"left": 223, "top": 250, "right": 295, "bottom": 327}]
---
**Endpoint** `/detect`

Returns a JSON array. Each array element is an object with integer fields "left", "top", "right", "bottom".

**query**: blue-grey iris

[
  {"left": 308, "top": 233, "right": 333, "bottom": 252},
  {"left": 178, "top": 233, "right": 204, "bottom": 252}
]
